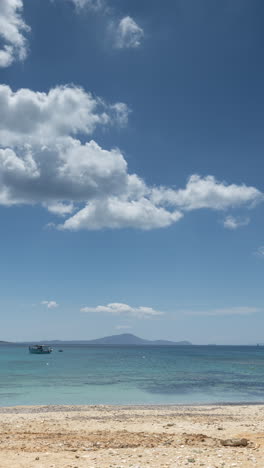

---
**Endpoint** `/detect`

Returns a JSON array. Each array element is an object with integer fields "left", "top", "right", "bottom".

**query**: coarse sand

[{"left": 0, "top": 404, "right": 263, "bottom": 467}]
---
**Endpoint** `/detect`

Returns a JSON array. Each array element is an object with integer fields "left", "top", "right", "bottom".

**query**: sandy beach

[{"left": 0, "top": 405, "right": 263, "bottom": 467}]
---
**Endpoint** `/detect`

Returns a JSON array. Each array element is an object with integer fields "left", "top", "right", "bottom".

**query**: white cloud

[
  {"left": 113, "top": 16, "right": 144, "bottom": 49},
  {"left": 67, "top": 0, "right": 104, "bottom": 11},
  {"left": 223, "top": 215, "right": 250, "bottom": 230},
  {"left": 0, "top": 84, "right": 132, "bottom": 209},
  {"left": 44, "top": 201, "right": 75, "bottom": 216},
  {"left": 65, "top": 2, "right": 144, "bottom": 50},
  {"left": 0, "top": 84, "right": 262, "bottom": 232},
  {"left": 81, "top": 302, "right": 163, "bottom": 318},
  {"left": 0, "top": 0, "right": 30, "bottom": 67},
  {"left": 55, "top": 172, "right": 260, "bottom": 232},
  {"left": 0, "top": 0, "right": 143, "bottom": 71},
  {"left": 184, "top": 306, "right": 261, "bottom": 317},
  {"left": 41, "top": 300, "right": 59, "bottom": 309},
  {"left": 0, "top": 84, "right": 127, "bottom": 146},
  {"left": 151, "top": 175, "right": 262, "bottom": 211},
  {"left": 110, "top": 102, "right": 130, "bottom": 127},
  {"left": 60, "top": 197, "right": 182, "bottom": 231},
  {"left": 0, "top": 139, "right": 131, "bottom": 207}
]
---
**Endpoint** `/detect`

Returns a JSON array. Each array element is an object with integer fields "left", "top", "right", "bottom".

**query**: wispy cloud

[
  {"left": 223, "top": 215, "right": 250, "bottom": 230},
  {"left": 184, "top": 306, "right": 261, "bottom": 317},
  {"left": 255, "top": 246, "right": 264, "bottom": 258},
  {"left": 65, "top": 1, "right": 144, "bottom": 49},
  {"left": 112, "top": 16, "right": 144, "bottom": 49},
  {"left": 41, "top": 300, "right": 59, "bottom": 309},
  {"left": 115, "top": 324, "right": 132, "bottom": 330},
  {"left": 81, "top": 302, "right": 163, "bottom": 318},
  {"left": 67, "top": 0, "right": 105, "bottom": 11}
]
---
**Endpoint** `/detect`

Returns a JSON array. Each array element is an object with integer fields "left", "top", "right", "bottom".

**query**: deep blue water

[{"left": 1, "top": 344, "right": 264, "bottom": 406}]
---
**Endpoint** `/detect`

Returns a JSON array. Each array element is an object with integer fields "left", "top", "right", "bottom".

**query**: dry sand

[{"left": 0, "top": 404, "right": 264, "bottom": 467}]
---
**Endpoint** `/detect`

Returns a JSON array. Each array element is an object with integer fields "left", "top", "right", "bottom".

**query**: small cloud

[
  {"left": 80, "top": 302, "right": 163, "bottom": 318},
  {"left": 41, "top": 300, "right": 59, "bottom": 309},
  {"left": 151, "top": 175, "right": 262, "bottom": 211},
  {"left": 115, "top": 324, "right": 132, "bottom": 330},
  {"left": 67, "top": 0, "right": 105, "bottom": 12},
  {"left": 255, "top": 246, "right": 264, "bottom": 258},
  {"left": 113, "top": 16, "right": 144, "bottom": 49},
  {"left": 223, "top": 215, "right": 250, "bottom": 230},
  {"left": 44, "top": 222, "right": 56, "bottom": 230},
  {"left": 110, "top": 102, "right": 131, "bottom": 127},
  {"left": 43, "top": 201, "right": 75, "bottom": 217},
  {"left": 184, "top": 306, "right": 261, "bottom": 317}
]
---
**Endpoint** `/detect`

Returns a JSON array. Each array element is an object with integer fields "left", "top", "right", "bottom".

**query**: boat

[
  {"left": 58, "top": 349, "right": 63, "bottom": 352},
  {"left": 29, "top": 345, "right": 52, "bottom": 354}
]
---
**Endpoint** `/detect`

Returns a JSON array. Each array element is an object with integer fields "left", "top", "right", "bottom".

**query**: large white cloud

[
  {"left": 0, "top": 0, "right": 29, "bottom": 67},
  {"left": 59, "top": 174, "right": 260, "bottom": 230},
  {"left": 0, "top": 84, "right": 128, "bottom": 146},
  {"left": 0, "top": 85, "right": 154, "bottom": 226},
  {"left": 0, "top": 84, "right": 131, "bottom": 206},
  {"left": 0, "top": 84, "right": 262, "bottom": 231},
  {"left": 81, "top": 302, "right": 163, "bottom": 318},
  {"left": 0, "top": 139, "right": 130, "bottom": 205}
]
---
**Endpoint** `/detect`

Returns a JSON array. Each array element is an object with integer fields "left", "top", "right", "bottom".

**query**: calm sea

[{"left": 1, "top": 344, "right": 264, "bottom": 406}]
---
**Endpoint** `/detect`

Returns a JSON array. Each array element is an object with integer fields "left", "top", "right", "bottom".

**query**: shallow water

[{"left": 1, "top": 344, "right": 264, "bottom": 406}]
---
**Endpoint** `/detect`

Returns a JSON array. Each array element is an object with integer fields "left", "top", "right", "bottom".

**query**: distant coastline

[
  {"left": 6, "top": 333, "right": 192, "bottom": 346},
  {"left": 2, "top": 335, "right": 264, "bottom": 346}
]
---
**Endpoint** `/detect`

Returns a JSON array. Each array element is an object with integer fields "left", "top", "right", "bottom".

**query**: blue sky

[{"left": 0, "top": 0, "right": 264, "bottom": 344}]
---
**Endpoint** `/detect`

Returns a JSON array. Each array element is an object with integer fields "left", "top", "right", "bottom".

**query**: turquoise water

[{"left": 1, "top": 344, "right": 264, "bottom": 406}]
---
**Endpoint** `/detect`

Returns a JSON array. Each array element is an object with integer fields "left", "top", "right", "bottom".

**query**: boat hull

[{"left": 29, "top": 346, "right": 52, "bottom": 354}]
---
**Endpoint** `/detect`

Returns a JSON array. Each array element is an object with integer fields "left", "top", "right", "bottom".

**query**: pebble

[{"left": 221, "top": 438, "right": 248, "bottom": 447}]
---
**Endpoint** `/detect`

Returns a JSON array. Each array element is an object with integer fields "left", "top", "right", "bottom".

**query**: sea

[{"left": 1, "top": 344, "right": 264, "bottom": 407}]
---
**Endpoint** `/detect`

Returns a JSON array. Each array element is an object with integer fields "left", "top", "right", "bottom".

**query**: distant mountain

[
  {"left": 28, "top": 334, "right": 192, "bottom": 346},
  {"left": 85, "top": 334, "right": 191, "bottom": 345}
]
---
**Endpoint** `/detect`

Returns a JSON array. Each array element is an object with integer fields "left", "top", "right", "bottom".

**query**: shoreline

[
  {"left": 0, "top": 404, "right": 264, "bottom": 466},
  {"left": 1, "top": 401, "right": 264, "bottom": 411}
]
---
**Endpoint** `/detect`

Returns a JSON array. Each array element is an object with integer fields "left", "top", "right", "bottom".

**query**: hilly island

[{"left": 23, "top": 334, "right": 192, "bottom": 346}]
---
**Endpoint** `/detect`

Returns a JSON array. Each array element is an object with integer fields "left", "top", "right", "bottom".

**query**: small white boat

[{"left": 29, "top": 345, "right": 52, "bottom": 354}]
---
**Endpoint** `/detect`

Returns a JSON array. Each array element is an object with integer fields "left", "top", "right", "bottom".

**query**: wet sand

[{"left": 0, "top": 404, "right": 264, "bottom": 467}]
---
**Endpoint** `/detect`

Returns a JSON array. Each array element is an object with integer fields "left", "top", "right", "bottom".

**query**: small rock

[
  {"left": 35, "top": 457, "right": 39, "bottom": 460},
  {"left": 220, "top": 438, "right": 248, "bottom": 447}
]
